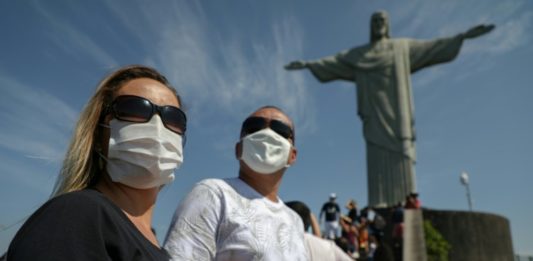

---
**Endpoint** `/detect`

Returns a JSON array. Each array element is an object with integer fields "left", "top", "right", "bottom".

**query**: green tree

[{"left": 424, "top": 220, "right": 451, "bottom": 261}]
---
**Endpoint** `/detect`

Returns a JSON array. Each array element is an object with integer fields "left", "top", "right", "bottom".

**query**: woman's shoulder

[
  {"left": 23, "top": 189, "right": 120, "bottom": 228},
  {"left": 45, "top": 189, "right": 113, "bottom": 212},
  {"left": 52, "top": 189, "right": 106, "bottom": 202},
  {"left": 7, "top": 189, "right": 117, "bottom": 258}
]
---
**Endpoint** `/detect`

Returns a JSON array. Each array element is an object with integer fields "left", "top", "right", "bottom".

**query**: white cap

[{"left": 330, "top": 193, "right": 337, "bottom": 199}]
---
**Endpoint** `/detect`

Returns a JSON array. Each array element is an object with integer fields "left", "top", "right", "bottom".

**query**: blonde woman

[{"left": 7, "top": 65, "right": 186, "bottom": 260}]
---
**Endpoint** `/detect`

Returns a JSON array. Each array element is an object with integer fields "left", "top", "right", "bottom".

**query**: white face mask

[
  {"left": 240, "top": 128, "right": 292, "bottom": 175},
  {"left": 101, "top": 115, "right": 184, "bottom": 189}
]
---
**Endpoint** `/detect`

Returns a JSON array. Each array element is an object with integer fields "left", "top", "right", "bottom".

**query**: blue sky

[{"left": 1, "top": 0, "right": 532, "bottom": 255}]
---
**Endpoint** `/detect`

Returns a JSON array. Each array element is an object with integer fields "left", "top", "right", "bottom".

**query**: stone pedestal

[
  {"left": 403, "top": 209, "right": 427, "bottom": 261},
  {"left": 423, "top": 209, "right": 514, "bottom": 261},
  {"left": 374, "top": 208, "right": 514, "bottom": 261}
]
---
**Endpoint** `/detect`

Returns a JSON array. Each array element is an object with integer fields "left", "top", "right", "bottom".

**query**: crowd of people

[{"left": 299, "top": 192, "right": 422, "bottom": 261}]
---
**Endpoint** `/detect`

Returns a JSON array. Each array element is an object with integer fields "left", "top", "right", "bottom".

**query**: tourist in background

[
  {"left": 320, "top": 193, "right": 341, "bottom": 240},
  {"left": 346, "top": 199, "right": 359, "bottom": 225}
]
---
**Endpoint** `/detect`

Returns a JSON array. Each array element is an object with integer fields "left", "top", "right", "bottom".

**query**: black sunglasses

[
  {"left": 241, "top": 116, "right": 294, "bottom": 141},
  {"left": 105, "top": 95, "right": 187, "bottom": 135}
]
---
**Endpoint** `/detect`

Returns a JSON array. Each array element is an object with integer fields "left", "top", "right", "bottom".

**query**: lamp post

[{"left": 460, "top": 171, "right": 473, "bottom": 211}]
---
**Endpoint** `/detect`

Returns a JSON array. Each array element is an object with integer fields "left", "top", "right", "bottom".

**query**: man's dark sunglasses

[
  {"left": 241, "top": 116, "right": 294, "bottom": 141},
  {"left": 105, "top": 95, "right": 187, "bottom": 135}
]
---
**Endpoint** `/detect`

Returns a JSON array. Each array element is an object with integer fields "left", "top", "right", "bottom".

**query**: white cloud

[
  {"left": 103, "top": 0, "right": 315, "bottom": 132},
  {"left": 0, "top": 73, "right": 75, "bottom": 195},
  {"left": 390, "top": 0, "right": 532, "bottom": 89},
  {"left": 391, "top": 0, "right": 531, "bottom": 54},
  {"left": 0, "top": 73, "right": 77, "bottom": 162},
  {"left": 463, "top": 10, "right": 532, "bottom": 55},
  {"left": 0, "top": 155, "right": 56, "bottom": 195},
  {"left": 31, "top": 1, "right": 118, "bottom": 68}
]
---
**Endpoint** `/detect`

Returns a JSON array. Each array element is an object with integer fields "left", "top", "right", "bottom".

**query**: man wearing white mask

[{"left": 163, "top": 106, "right": 308, "bottom": 261}]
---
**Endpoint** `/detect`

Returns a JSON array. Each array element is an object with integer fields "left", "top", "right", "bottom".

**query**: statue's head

[{"left": 370, "top": 10, "right": 390, "bottom": 42}]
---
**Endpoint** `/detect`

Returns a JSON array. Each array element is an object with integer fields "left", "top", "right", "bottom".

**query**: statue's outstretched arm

[
  {"left": 284, "top": 60, "right": 308, "bottom": 70},
  {"left": 461, "top": 24, "right": 495, "bottom": 39}
]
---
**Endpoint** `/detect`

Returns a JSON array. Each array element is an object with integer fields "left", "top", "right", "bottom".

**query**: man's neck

[{"left": 238, "top": 169, "right": 284, "bottom": 202}]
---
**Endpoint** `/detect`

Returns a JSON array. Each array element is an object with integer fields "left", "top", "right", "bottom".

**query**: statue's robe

[{"left": 306, "top": 36, "right": 464, "bottom": 207}]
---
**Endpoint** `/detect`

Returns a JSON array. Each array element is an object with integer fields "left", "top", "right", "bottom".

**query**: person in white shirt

[{"left": 163, "top": 106, "right": 308, "bottom": 261}]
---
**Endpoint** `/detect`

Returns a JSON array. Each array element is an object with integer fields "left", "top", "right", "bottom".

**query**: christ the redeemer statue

[{"left": 285, "top": 10, "right": 494, "bottom": 207}]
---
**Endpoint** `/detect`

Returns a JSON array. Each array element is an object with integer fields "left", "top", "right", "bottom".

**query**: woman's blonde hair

[{"left": 51, "top": 65, "right": 181, "bottom": 197}]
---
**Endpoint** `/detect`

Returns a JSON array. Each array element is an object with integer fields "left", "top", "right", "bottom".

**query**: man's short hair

[{"left": 285, "top": 201, "right": 310, "bottom": 231}]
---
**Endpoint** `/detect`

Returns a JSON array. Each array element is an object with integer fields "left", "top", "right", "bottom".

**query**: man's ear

[
  {"left": 288, "top": 146, "right": 297, "bottom": 165},
  {"left": 235, "top": 141, "right": 242, "bottom": 160}
]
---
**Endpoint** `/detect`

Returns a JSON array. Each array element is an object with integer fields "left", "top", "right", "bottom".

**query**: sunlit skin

[
  {"left": 96, "top": 78, "right": 180, "bottom": 248},
  {"left": 235, "top": 107, "right": 297, "bottom": 203}
]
